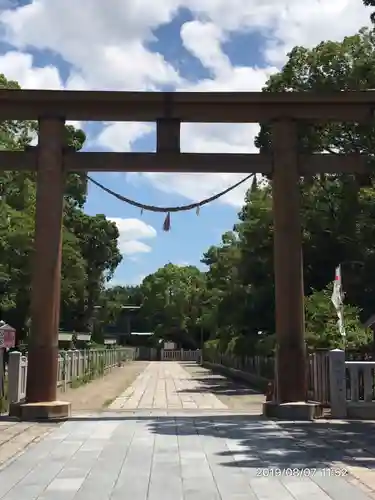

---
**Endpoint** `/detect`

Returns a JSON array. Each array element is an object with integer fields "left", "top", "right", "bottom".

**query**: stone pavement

[
  {"left": 109, "top": 361, "right": 228, "bottom": 410},
  {"left": 1, "top": 413, "right": 375, "bottom": 499},
  {"left": 0, "top": 420, "right": 56, "bottom": 468},
  {"left": 1, "top": 362, "right": 375, "bottom": 499},
  {"left": 0, "top": 361, "right": 148, "bottom": 469}
]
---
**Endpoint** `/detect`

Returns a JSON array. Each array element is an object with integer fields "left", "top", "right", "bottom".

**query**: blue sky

[
  {"left": 83, "top": 121, "right": 239, "bottom": 284},
  {"left": 85, "top": 173, "right": 240, "bottom": 285},
  {"left": 81, "top": 9, "right": 266, "bottom": 285},
  {"left": 0, "top": 0, "right": 371, "bottom": 286}
]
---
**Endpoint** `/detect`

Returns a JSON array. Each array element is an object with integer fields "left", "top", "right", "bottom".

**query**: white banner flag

[{"left": 331, "top": 265, "right": 346, "bottom": 337}]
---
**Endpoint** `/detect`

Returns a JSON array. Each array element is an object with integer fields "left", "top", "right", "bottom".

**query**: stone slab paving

[
  {"left": 0, "top": 420, "right": 57, "bottom": 468},
  {"left": 109, "top": 361, "right": 228, "bottom": 411},
  {"left": 2, "top": 362, "right": 375, "bottom": 498},
  {"left": 0, "top": 413, "right": 374, "bottom": 499},
  {"left": 182, "top": 362, "right": 265, "bottom": 413}
]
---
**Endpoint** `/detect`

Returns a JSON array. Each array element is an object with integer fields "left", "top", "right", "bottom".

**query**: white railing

[
  {"left": 161, "top": 349, "right": 201, "bottom": 362},
  {"left": 329, "top": 349, "right": 375, "bottom": 419},
  {"left": 7, "top": 354, "right": 28, "bottom": 404},
  {"left": 7, "top": 348, "right": 135, "bottom": 404},
  {"left": 182, "top": 349, "right": 201, "bottom": 361},
  {"left": 162, "top": 349, "right": 181, "bottom": 360},
  {"left": 346, "top": 361, "right": 375, "bottom": 404}
]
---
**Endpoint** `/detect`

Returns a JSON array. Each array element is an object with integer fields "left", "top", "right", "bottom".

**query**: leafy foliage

[
  {"left": 364, "top": 0, "right": 375, "bottom": 23},
  {"left": 305, "top": 286, "right": 371, "bottom": 350},
  {"left": 139, "top": 263, "right": 207, "bottom": 348}
]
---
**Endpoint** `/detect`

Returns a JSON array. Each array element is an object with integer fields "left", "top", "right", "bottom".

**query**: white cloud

[
  {"left": 180, "top": 21, "right": 230, "bottom": 77},
  {"left": 0, "top": 0, "right": 181, "bottom": 90},
  {"left": 131, "top": 274, "right": 147, "bottom": 285},
  {"left": 176, "top": 261, "right": 190, "bottom": 267},
  {"left": 0, "top": 50, "right": 62, "bottom": 88},
  {"left": 119, "top": 240, "right": 152, "bottom": 255},
  {"left": 0, "top": 0, "right": 372, "bottom": 206},
  {"left": 106, "top": 273, "right": 146, "bottom": 287},
  {"left": 139, "top": 172, "right": 252, "bottom": 206},
  {"left": 261, "top": 1, "right": 371, "bottom": 65},
  {"left": 108, "top": 217, "right": 157, "bottom": 256},
  {"left": 0, "top": 51, "right": 81, "bottom": 131},
  {"left": 96, "top": 122, "right": 153, "bottom": 152}
]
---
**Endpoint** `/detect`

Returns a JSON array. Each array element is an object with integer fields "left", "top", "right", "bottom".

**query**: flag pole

[{"left": 331, "top": 264, "right": 346, "bottom": 348}]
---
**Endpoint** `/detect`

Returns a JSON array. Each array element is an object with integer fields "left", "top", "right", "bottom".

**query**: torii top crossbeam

[
  {"left": 0, "top": 89, "right": 374, "bottom": 176},
  {"left": 1, "top": 89, "right": 375, "bottom": 122}
]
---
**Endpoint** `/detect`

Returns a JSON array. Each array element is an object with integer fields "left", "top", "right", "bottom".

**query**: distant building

[
  {"left": 105, "top": 305, "right": 142, "bottom": 345},
  {"left": 163, "top": 342, "right": 177, "bottom": 350}
]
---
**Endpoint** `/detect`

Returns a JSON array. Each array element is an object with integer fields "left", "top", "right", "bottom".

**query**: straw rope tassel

[{"left": 163, "top": 212, "right": 171, "bottom": 231}]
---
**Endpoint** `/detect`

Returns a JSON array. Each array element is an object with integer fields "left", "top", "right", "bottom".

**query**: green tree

[
  {"left": 305, "top": 285, "right": 371, "bottom": 350},
  {"left": 256, "top": 27, "right": 375, "bottom": 320},
  {"left": 95, "top": 285, "right": 145, "bottom": 341},
  {"left": 364, "top": 0, "right": 375, "bottom": 22},
  {"left": 140, "top": 264, "right": 206, "bottom": 348},
  {"left": 64, "top": 212, "right": 122, "bottom": 334}
]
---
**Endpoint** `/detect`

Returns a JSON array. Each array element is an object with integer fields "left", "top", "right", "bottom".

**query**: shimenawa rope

[{"left": 87, "top": 173, "right": 256, "bottom": 231}]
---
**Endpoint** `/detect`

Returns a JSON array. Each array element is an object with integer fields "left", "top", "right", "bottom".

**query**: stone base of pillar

[
  {"left": 263, "top": 401, "right": 323, "bottom": 421},
  {"left": 17, "top": 401, "right": 71, "bottom": 422},
  {"left": 8, "top": 402, "right": 22, "bottom": 419}
]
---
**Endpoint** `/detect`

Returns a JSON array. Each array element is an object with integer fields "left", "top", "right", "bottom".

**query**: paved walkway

[
  {"left": 1, "top": 362, "right": 375, "bottom": 499},
  {"left": 0, "top": 421, "right": 55, "bottom": 468},
  {"left": 109, "top": 362, "right": 228, "bottom": 411}
]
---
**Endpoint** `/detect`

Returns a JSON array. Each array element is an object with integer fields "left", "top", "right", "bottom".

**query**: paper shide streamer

[{"left": 87, "top": 173, "right": 255, "bottom": 231}]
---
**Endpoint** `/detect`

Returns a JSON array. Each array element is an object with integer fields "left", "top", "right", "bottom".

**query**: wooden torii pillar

[
  {"left": 0, "top": 90, "right": 372, "bottom": 421},
  {"left": 267, "top": 119, "right": 308, "bottom": 416},
  {"left": 23, "top": 117, "right": 69, "bottom": 419}
]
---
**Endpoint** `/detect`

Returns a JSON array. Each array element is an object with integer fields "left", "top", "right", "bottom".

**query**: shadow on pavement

[
  {"left": 0, "top": 415, "right": 19, "bottom": 422},
  {"left": 68, "top": 413, "right": 375, "bottom": 471},
  {"left": 178, "top": 376, "right": 261, "bottom": 396},
  {"left": 177, "top": 365, "right": 263, "bottom": 397}
]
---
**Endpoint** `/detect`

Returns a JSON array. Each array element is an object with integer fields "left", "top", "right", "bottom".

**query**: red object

[
  {"left": 0, "top": 324, "right": 16, "bottom": 348},
  {"left": 266, "top": 381, "right": 274, "bottom": 401}
]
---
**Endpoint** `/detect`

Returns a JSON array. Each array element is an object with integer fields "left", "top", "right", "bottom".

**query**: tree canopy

[{"left": 364, "top": 0, "right": 375, "bottom": 23}]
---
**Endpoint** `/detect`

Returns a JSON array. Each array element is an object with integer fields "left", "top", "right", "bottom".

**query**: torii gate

[{"left": 1, "top": 90, "right": 372, "bottom": 420}]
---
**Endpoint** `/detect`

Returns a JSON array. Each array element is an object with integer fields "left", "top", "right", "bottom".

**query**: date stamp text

[{"left": 256, "top": 467, "right": 348, "bottom": 477}]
